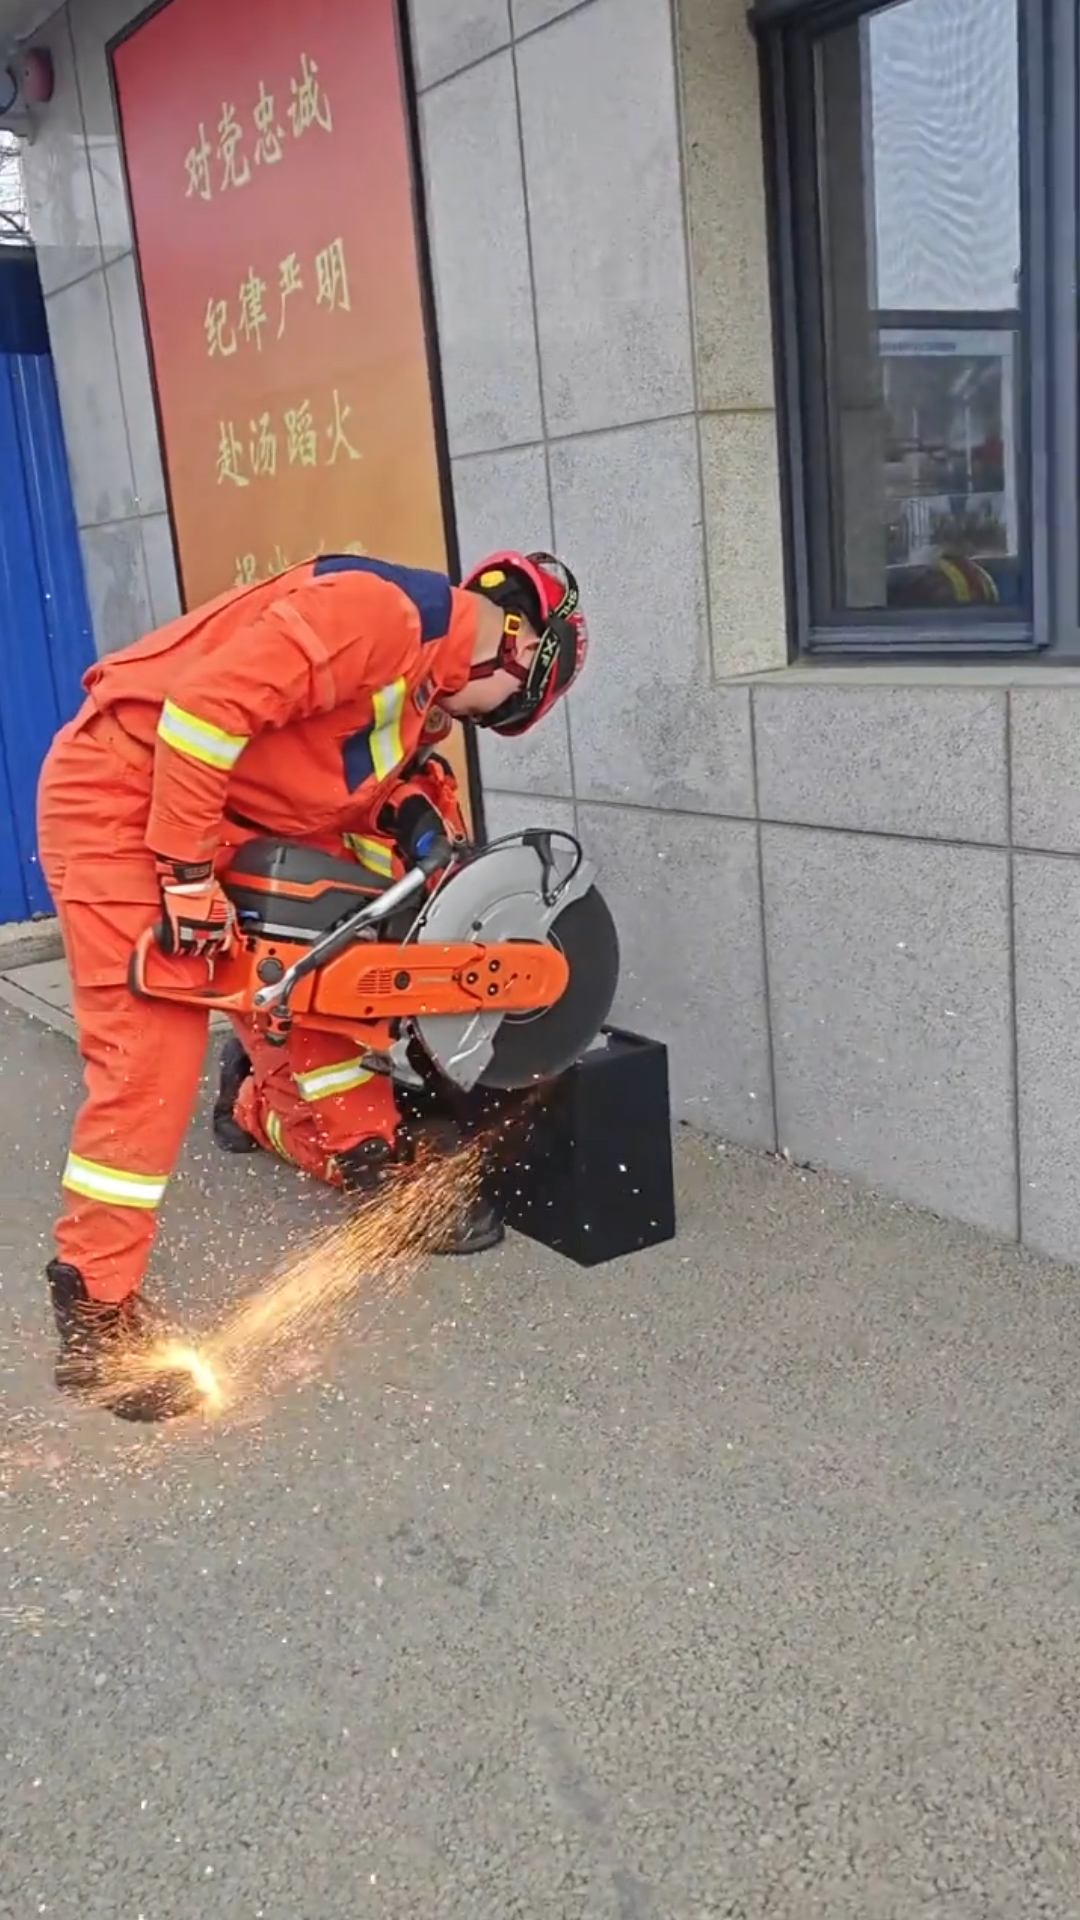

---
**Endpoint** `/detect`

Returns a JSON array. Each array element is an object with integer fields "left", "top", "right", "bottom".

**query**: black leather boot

[
  {"left": 212, "top": 1036, "right": 259, "bottom": 1154},
  {"left": 334, "top": 1135, "right": 396, "bottom": 1195},
  {"left": 47, "top": 1260, "right": 207, "bottom": 1423},
  {"left": 435, "top": 1195, "right": 505, "bottom": 1256},
  {"left": 401, "top": 1115, "right": 505, "bottom": 1256}
]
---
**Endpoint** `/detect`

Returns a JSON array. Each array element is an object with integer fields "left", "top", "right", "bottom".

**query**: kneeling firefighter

[
  {"left": 36, "top": 549, "right": 587, "bottom": 1422},
  {"left": 210, "top": 723, "right": 497, "bottom": 1190}
]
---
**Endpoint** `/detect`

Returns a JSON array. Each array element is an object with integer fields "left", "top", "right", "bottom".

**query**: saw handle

[
  {"left": 251, "top": 846, "right": 452, "bottom": 1014},
  {"left": 129, "top": 906, "right": 243, "bottom": 991},
  {"left": 130, "top": 845, "right": 457, "bottom": 1009},
  {"left": 416, "top": 832, "right": 455, "bottom": 877}
]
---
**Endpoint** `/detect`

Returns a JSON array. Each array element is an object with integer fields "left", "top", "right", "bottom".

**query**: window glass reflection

[{"left": 814, "top": 0, "right": 1023, "bottom": 614}]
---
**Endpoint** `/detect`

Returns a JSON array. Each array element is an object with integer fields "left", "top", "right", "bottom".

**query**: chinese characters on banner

[
  {"left": 184, "top": 55, "right": 333, "bottom": 204},
  {"left": 111, "top": 0, "right": 474, "bottom": 809}
]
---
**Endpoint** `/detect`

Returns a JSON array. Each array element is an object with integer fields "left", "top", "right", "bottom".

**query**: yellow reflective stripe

[
  {"left": 265, "top": 1111, "right": 296, "bottom": 1163},
  {"left": 158, "top": 699, "right": 249, "bottom": 772},
  {"left": 62, "top": 1153, "right": 168, "bottom": 1210},
  {"left": 294, "top": 1056, "right": 375, "bottom": 1102},
  {"left": 369, "top": 680, "right": 406, "bottom": 782},
  {"left": 343, "top": 834, "right": 394, "bottom": 879},
  {"left": 937, "top": 558, "right": 972, "bottom": 604}
]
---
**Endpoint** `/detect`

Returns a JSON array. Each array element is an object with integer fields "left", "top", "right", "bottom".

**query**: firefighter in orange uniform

[{"left": 36, "top": 550, "right": 587, "bottom": 1422}]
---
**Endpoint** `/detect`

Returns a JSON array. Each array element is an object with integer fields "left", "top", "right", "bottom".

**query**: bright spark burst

[
  {"left": 155, "top": 1343, "right": 226, "bottom": 1413},
  {"left": 96, "top": 1133, "right": 492, "bottom": 1426}
]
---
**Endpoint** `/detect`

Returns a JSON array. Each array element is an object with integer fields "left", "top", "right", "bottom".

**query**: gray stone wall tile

[
  {"left": 45, "top": 268, "right": 136, "bottom": 529},
  {"left": 1015, "top": 853, "right": 1080, "bottom": 1265},
  {"left": 763, "top": 825, "right": 1016, "bottom": 1236},
  {"left": 578, "top": 802, "right": 775, "bottom": 1147},
  {"left": 549, "top": 418, "right": 754, "bottom": 815},
  {"left": 21, "top": 8, "right": 102, "bottom": 293},
  {"left": 79, "top": 518, "right": 154, "bottom": 654},
  {"left": 516, "top": 0, "right": 694, "bottom": 434},
  {"left": 1010, "top": 690, "right": 1080, "bottom": 855},
  {"left": 755, "top": 686, "right": 1008, "bottom": 845},
  {"left": 409, "top": 0, "right": 512, "bottom": 89},
  {"left": 419, "top": 51, "right": 543, "bottom": 454}
]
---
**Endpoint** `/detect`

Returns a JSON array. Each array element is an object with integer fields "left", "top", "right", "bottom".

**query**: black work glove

[{"left": 393, "top": 796, "right": 452, "bottom": 870}]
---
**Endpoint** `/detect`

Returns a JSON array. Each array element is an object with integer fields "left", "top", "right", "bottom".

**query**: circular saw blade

[
  {"left": 406, "top": 836, "right": 619, "bottom": 1092},
  {"left": 476, "top": 883, "right": 620, "bottom": 1090}
]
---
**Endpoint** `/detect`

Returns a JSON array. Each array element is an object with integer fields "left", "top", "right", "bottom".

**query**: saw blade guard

[{"left": 402, "top": 829, "right": 620, "bottom": 1092}]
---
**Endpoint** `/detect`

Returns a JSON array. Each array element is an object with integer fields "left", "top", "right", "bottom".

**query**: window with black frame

[{"left": 785, "top": 0, "right": 1027, "bottom": 640}]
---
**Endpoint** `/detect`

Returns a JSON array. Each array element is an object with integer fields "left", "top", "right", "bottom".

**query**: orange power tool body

[{"left": 129, "top": 827, "right": 621, "bottom": 1096}]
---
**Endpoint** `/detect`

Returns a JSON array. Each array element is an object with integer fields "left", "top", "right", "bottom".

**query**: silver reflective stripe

[
  {"left": 266, "top": 1111, "right": 296, "bottom": 1163},
  {"left": 158, "top": 699, "right": 249, "bottom": 772},
  {"left": 295, "top": 1056, "right": 375, "bottom": 1102},
  {"left": 368, "top": 680, "right": 407, "bottom": 783},
  {"left": 62, "top": 1154, "right": 168, "bottom": 1210},
  {"left": 343, "top": 833, "right": 394, "bottom": 879}
]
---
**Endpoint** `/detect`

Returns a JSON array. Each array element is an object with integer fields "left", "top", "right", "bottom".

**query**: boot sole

[
  {"left": 55, "top": 1359, "right": 208, "bottom": 1423},
  {"left": 212, "top": 1116, "right": 261, "bottom": 1155},
  {"left": 435, "top": 1219, "right": 506, "bottom": 1257}
]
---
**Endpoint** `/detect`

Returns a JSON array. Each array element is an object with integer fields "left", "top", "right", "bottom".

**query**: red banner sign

[{"left": 112, "top": 0, "right": 474, "bottom": 810}]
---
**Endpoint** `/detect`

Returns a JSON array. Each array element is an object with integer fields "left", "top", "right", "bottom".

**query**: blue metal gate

[{"left": 0, "top": 248, "right": 95, "bottom": 923}]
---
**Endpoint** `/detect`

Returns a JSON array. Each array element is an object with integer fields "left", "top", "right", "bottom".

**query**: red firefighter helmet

[{"left": 462, "top": 550, "right": 588, "bottom": 737}]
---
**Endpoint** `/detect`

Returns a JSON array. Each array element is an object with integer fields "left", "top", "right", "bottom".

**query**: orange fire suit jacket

[{"left": 78, "top": 554, "right": 480, "bottom": 873}]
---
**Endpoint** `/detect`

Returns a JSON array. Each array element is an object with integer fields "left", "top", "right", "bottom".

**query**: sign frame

[{"left": 106, "top": 0, "right": 487, "bottom": 840}]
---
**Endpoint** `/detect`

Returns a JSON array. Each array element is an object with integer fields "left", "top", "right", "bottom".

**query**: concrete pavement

[{"left": 3, "top": 996, "right": 1080, "bottom": 1918}]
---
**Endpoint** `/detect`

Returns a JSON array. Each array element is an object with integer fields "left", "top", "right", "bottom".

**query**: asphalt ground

[{"left": 2, "top": 998, "right": 1080, "bottom": 1918}]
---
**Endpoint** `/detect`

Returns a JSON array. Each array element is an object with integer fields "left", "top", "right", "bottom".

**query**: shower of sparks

[
  {"left": 78, "top": 1128, "right": 501, "bottom": 1427},
  {"left": 210, "top": 1138, "right": 488, "bottom": 1397}
]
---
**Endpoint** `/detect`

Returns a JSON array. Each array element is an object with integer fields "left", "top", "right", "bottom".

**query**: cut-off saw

[{"left": 129, "top": 827, "right": 620, "bottom": 1097}]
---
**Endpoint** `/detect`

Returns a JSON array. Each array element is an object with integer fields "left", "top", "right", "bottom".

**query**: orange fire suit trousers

[
  {"left": 228, "top": 1017, "right": 401, "bottom": 1183},
  {"left": 37, "top": 709, "right": 215, "bottom": 1304}
]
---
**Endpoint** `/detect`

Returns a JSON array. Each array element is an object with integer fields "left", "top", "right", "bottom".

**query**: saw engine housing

[{"left": 129, "top": 829, "right": 620, "bottom": 1095}]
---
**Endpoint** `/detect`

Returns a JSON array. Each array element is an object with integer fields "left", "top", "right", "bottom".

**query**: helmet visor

[{"left": 477, "top": 614, "right": 580, "bottom": 737}]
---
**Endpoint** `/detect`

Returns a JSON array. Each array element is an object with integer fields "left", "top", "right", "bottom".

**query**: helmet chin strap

[{"left": 467, "top": 611, "right": 530, "bottom": 686}]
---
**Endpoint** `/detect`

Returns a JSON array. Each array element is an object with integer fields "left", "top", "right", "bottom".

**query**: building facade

[{"left": 9, "top": 0, "right": 1080, "bottom": 1267}]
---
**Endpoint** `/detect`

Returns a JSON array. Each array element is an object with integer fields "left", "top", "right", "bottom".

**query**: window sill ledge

[{"left": 731, "top": 660, "right": 1080, "bottom": 688}]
